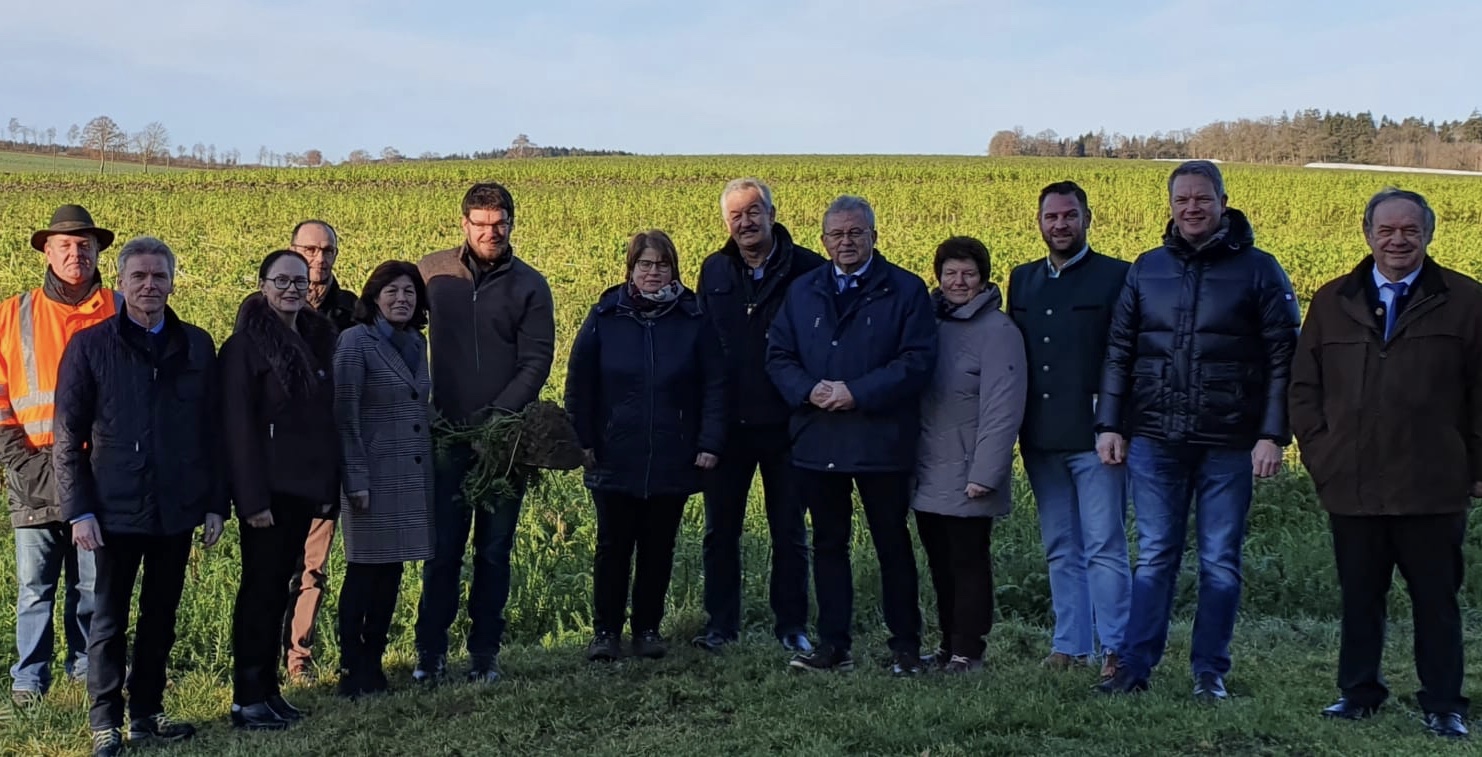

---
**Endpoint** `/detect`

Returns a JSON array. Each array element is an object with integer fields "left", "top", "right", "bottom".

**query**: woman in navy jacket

[{"left": 565, "top": 229, "right": 727, "bottom": 662}]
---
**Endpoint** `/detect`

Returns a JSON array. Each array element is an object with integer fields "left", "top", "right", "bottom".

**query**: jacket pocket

[
  {"left": 1199, "top": 362, "right": 1256, "bottom": 425},
  {"left": 92, "top": 443, "right": 148, "bottom": 511},
  {"left": 1130, "top": 358, "right": 1165, "bottom": 414}
]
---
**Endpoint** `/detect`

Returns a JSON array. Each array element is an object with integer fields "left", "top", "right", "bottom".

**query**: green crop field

[
  {"left": 0, "top": 151, "right": 191, "bottom": 176},
  {"left": 2, "top": 156, "right": 1482, "bottom": 755}
]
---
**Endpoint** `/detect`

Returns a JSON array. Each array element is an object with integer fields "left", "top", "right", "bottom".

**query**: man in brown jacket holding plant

[
  {"left": 412, "top": 182, "right": 556, "bottom": 684},
  {"left": 1290, "top": 187, "right": 1482, "bottom": 741}
]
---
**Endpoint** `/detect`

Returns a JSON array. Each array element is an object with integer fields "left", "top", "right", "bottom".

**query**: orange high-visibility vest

[{"left": 0, "top": 286, "right": 122, "bottom": 448}]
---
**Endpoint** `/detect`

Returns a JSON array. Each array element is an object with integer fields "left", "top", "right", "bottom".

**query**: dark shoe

[
  {"left": 920, "top": 647, "right": 950, "bottom": 670},
  {"left": 1193, "top": 672, "right": 1228, "bottom": 702},
  {"left": 1321, "top": 697, "right": 1380, "bottom": 720},
  {"left": 411, "top": 653, "right": 446, "bottom": 684},
  {"left": 266, "top": 694, "right": 306, "bottom": 721},
  {"left": 944, "top": 655, "right": 984, "bottom": 674},
  {"left": 632, "top": 631, "right": 668, "bottom": 660},
  {"left": 337, "top": 668, "right": 365, "bottom": 699},
  {"left": 1094, "top": 666, "right": 1149, "bottom": 694},
  {"left": 365, "top": 664, "right": 389, "bottom": 694},
  {"left": 588, "top": 631, "right": 623, "bottom": 661},
  {"left": 129, "top": 711, "right": 198, "bottom": 741},
  {"left": 91, "top": 727, "right": 124, "bottom": 757},
  {"left": 11, "top": 689, "right": 41, "bottom": 708},
  {"left": 467, "top": 656, "right": 502, "bottom": 683},
  {"left": 780, "top": 633, "right": 814, "bottom": 654},
  {"left": 889, "top": 650, "right": 925, "bottom": 677},
  {"left": 1424, "top": 711, "right": 1470, "bottom": 739},
  {"left": 691, "top": 631, "right": 734, "bottom": 653},
  {"left": 230, "top": 702, "right": 288, "bottom": 732},
  {"left": 788, "top": 645, "right": 855, "bottom": 672}
]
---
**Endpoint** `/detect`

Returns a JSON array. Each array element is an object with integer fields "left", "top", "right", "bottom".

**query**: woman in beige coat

[{"left": 911, "top": 237, "right": 1028, "bottom": 673}]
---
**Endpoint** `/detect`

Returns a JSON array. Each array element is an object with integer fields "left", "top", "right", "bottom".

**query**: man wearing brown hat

[{"left": 3, "top": 205, "right": 121, "bottom": 708}]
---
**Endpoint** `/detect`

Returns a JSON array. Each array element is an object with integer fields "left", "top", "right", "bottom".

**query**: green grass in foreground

[
  {"left": 0, "top": 151, "right": 192, "bottom": 175},
  {"left": 4, "top": 617, "right": 1480, "bottom": 756}
]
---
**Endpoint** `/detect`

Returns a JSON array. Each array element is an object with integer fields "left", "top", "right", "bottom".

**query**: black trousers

[
  {"left": 591, "top": 491, "right": 687, "bottom": 636},
  {"left": 700, "top": 424, "right": 810, "bottom": 638},
  {"left": 338, "top": 562, "right": 405, "bottom": 670},
  {"left": 87, "top": 531, "right": 193, "bottom": 730},
  {"left": 915, "top": 510, "right": 995, "bottom": 659},
  {"left": 1330, "top": 512, "right": 1469, "bottom": 715},
  {"left": 796, "top": 469, "right": 921, "bottom": 655},
  {"left": 231, "top": 497, "right": 313, "bottom": 704}
]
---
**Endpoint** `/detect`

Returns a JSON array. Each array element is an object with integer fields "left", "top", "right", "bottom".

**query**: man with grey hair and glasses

[
  {"left": 1095, "top": 160, "right": 1300, "bottom": 700},
  {"left": 766, "top": 195, "right": 937, "bottom": 675},
  {"left": 1290, "top": 188, "right": 1481, "bottom": 740},
  {"left": 54, "top": 237, "right": 226, "bottom": 757},
  {"left": 693, "top": 178, "right": 825, "bottom": 654}
]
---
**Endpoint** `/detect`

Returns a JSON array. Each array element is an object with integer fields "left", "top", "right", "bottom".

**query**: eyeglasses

[
  {"left": 291, "top": 244, "right": 337, "bottom": 257},
  {"left": 634, "top": 260, "right": 673, "bottom": 273},
  {"left": 268, "top": 275, "right": 311, "bottom": 291},
  {"left": 823, "top": 228, "right": 871, "bottom": 243}
]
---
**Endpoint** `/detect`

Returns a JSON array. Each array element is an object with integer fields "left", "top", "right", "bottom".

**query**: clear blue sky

[{"left": 2, "top": 0, "right": 1477, "bottom": 162}]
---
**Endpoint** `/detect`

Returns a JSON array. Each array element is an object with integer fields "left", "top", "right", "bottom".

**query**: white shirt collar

[{"left": 1047, "top": 245, "right": 1090, "bottom": 278}]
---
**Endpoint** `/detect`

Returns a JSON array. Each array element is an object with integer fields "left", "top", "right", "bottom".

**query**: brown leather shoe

[
  {"left": 1099, "top": 652, "right": 1119, "bottom": 681},
  {"left": 1042, "top": 652, "right": 1090, "bottom": 670}
]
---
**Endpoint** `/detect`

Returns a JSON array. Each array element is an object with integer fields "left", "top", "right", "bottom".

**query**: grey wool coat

[
  {"left": 334, "top": 323, "right": 436, "bottom": 563},
  {"left": 911, "top": 286, "right": 1028, "bottom": 519}
]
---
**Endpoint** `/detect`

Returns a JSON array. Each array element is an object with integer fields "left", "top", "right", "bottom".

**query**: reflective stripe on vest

[
  {"left": 17, "top": 291, "right": 39, "bottom": 402},
  {"left": 4, "top": 287, "right": 120, "bottom": 448}
]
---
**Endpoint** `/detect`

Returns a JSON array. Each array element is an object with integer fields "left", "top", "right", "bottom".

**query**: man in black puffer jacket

[
  {"left": 1094, "top": 161, "right": 1300, "bottom": 701},
  {"left": 693, "top": 178, "right": 825, "bottom": 655},
  {"left": 54, "top": 237, "right": 227, "bottom": 756}
]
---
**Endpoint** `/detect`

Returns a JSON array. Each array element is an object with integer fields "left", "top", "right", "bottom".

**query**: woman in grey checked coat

[{"left": 332, "top": 260, "right": 435, "bottom": 699}]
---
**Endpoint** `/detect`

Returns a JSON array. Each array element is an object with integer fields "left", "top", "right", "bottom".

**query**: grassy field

[
  {"left": 2, "top": 156, "right": 1482, "bottom": 755},
  {"left": 0, "top": 151, "right": 192, "bottom": 176}
]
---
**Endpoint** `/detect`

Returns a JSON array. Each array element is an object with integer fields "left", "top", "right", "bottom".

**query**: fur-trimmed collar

[{"left": 235, "top": 293, "right": 337, "bottom": 397}]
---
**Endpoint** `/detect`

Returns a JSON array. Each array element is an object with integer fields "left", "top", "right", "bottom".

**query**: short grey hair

[
  {"left": 1362, "top": 187, "right": 1436, "bottom": 238},
  {"left": 116, "top": 236, "right": 177, "bottom": 281},
  {"left": 720, "top": 177, "right": 773, "bottom": 213},
  {"left": 823, "top": 195, "right": 876, "bottom": 230},
  {"left": 1167, "top": 160, "right": 1225, "bottom": 199}
]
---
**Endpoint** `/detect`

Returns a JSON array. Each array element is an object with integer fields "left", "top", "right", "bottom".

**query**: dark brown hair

[
  {"left": 461, "top": 182, "right": 515, "bottom": 221},
  {"left": 353, "top": 260, "right": 429, "bottom": 330},
  {"left": 625, "top": 229, "right": 682, "bottom": 282},
  {"left": 932, "top": 236, "right": 992, "bottom": 281}
]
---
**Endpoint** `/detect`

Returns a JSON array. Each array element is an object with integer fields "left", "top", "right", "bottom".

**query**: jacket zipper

[
  {"left": 269, "top": 423, "right": 275, "bottom": 439},
  {"left": 472, "top": 285, "right": 481, "bottom": 371},
  {"left": 643, "top": 318, "right": 655, "bottom": 499}
]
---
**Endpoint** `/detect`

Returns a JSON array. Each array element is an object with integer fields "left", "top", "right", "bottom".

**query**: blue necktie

[
  {"left": 1382, "top": 281, "right": 1408, "bottom": 340},
  {"left": 837, "top": 273, "right": 858, "bottom": 293}
]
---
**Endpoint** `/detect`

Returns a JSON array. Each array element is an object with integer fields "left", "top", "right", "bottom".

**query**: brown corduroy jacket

[{"left": 1289, "top": 256, "right": 1482, "bottom": 516}]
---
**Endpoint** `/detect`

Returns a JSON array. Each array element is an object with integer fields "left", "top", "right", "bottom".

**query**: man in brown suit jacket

[{"left": 1290, "top": 187, "right": 1482, "bottom": 741}]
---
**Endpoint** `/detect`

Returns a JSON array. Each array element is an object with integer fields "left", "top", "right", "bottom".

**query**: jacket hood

[
  {"left": 235, "top": 292, "right": 337, "bottom": 397},
  {"left": 1162, "top": 206, "right": 1256, "bottom": 258},
  {"left": 932, "top": 284, "right": 1003, "bottom": 321}
]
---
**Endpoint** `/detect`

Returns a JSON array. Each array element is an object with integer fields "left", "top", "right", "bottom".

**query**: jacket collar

[
  {"left": 811, "top": 249, "right": 891, "bottom": 297},
  {"left": 933, "top": 284, "right": 1002, "bottom": 321},
  {"left": 43, "top": 267, "right": 103, "bottom": 306},
  {"left": 1162, "top": 207, "right": 1255, "bottom": 259},
  {"left": 720, "top": 222, "right": 798, "bottom": 273},
  {"left": 1337, "top": 255, "right": 1447, "bottom": 301}
]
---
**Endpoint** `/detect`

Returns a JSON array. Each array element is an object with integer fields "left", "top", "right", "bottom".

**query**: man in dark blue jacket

[
  {"left": 1094, "top": 161, "right": 1300, "bottom": 700},
  {"left": 767, "top": 195, "right": 937, "bottom": 675},
  {"left": 693, "top": 178, "right": 825, "bottom": 654},
  {"left": 54, "top": 237, "right": 227, "bottom": 757}
]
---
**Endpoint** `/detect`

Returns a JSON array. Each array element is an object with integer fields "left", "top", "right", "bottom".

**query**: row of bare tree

[{"left": 988, "top": 109, "right": 1482, "bottom": 171}]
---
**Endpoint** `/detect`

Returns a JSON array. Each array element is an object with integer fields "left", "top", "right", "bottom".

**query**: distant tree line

[
  {"left": 4, "top": 118, "right": 630, "bottom": 172},
  {"left": 989, "top": 109, "right": 1482, "bottom": 171}
]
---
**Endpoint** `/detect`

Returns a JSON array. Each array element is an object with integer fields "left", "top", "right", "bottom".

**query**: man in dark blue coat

[
  {"left": 1094, "top": 161, "right": 1300, "bottom": 700},
  {"left": 766, "top": 195, "right": 937, "bottom": 675},
  {"left": 54, "top": 237, "right": 227, "bottom": 757},
  {"left": 693, "top": 178, "right": 825, "bottom": 654}
]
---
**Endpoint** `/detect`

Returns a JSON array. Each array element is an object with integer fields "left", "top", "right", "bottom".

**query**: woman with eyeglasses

[
  {"left": 565, "top": 230, "right": 727, "bottom": 662},
  {"left": 220, "top": 250, "right": 341, "bottom": 731}
]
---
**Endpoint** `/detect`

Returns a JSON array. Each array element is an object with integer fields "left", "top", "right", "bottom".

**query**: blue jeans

[
  {"left": 1121, "top": 436, "right": 1253, "bottom": 680},
  {"left": 12, "top": 524, "right": 95, "bottom": 693},
  {"left": 1022, "top": 449, "right": 1131, "bottom": 658},
  {"left": 414, "top": 442, "right": 524, "bottom": 661}
]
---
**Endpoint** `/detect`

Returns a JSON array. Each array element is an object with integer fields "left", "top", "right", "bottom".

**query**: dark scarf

[
  {"left": 43, "top": 267, "right": 103, "bottom": 306},
  {"left": 376, "top": 316, "right": 424, "bottom": 373}
]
